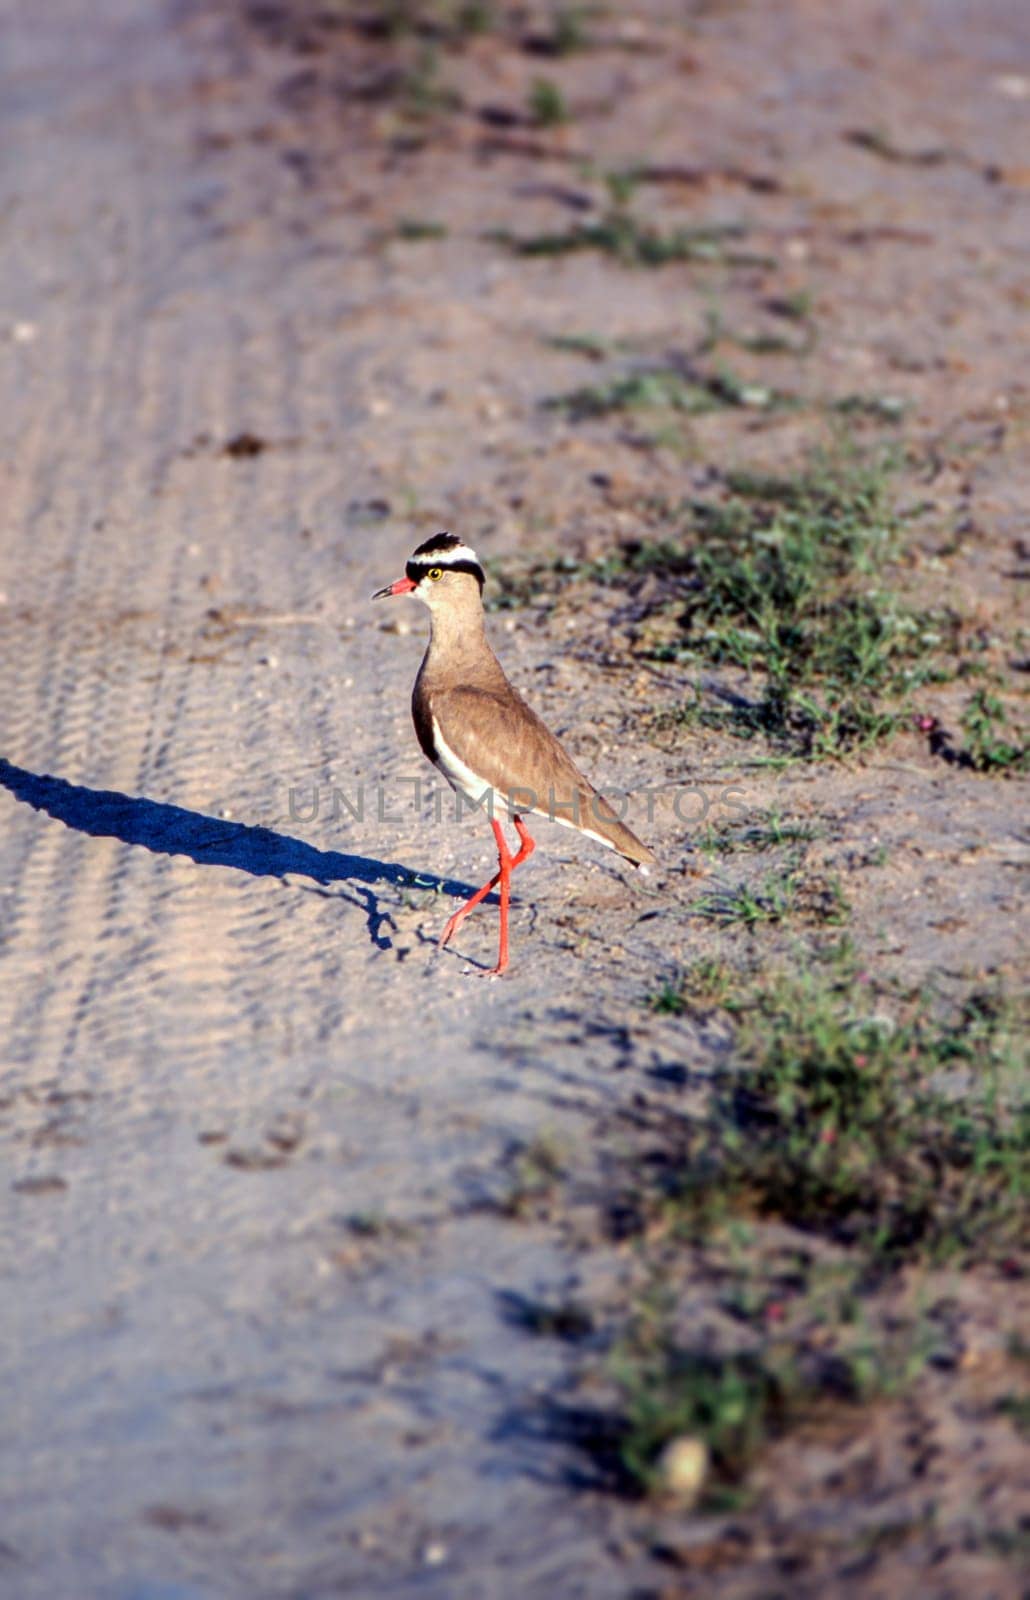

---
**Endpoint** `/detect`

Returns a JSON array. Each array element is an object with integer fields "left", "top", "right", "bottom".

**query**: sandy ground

[{"left": 0, "top": 1, "right": 1026, "bottom": 1596}]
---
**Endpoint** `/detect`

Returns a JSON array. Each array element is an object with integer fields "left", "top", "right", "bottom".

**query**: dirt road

[
  {"left": 1, "top": 1, "right": 1026, "bottom": 1596},
  {"left": 0, "top": 6, "right": 675, "bottom": 1594}
]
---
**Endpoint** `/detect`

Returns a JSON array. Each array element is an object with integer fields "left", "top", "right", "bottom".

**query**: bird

[{"left": 372, "top": 532, "right": 656, "bottom": 976}]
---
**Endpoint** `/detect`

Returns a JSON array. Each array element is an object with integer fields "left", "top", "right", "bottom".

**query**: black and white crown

[{"left": 406, "top": 531, "right": 485, "bottom": 589}]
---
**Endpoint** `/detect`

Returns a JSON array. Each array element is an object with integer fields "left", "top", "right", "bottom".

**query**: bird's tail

[{"left": 582, "top": 788, "right": 657, "bottom": 872}]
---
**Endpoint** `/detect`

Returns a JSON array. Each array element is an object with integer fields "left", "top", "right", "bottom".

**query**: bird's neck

[
  {"left": 428, "top": 599, "right": 486, "bottom": 651},
  {"left": 421, "top": 603, "right": 503, "bottom": 687}
]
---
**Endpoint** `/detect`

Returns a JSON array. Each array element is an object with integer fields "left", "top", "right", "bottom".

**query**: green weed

[
  {"left": 694, "top": 869, "right": 800, "bottom": 927},
  {"left": 490, "top": 211, "right": 769, "bottom": 268},
  {"left": 528, "top": 76, "right": 569, "bottom": 126},
  {"left": 610, "top": 1266, "right": 942, "bottom": 1498},
  {"left": 696, "top": 811, "right": 819, "bottom": 856},
  {"left": 985, "top": 1524, "right": 1030, "bottom": 1564},
  {"left": 545, "top": 369, "right": 716, "bottom": 420},
  {"left": 486, "top": 449, "right": 953, "bottom": 758},
  {"left": 363, "top": 0, "right": 494, "bottom": 40},
  {"left": 649, "top": 956, "right": 736, "bottom": 1014},
  {"left": 499, "top": 1131, "right": 567, "bottom": 1218},
  {"left": 677, "top": 975, "right": 1028, "bottom": 1265},
  {"left": 832, "top": 392, "right": 908, "bottom": 423},
  {"left": 595, "top": 970, "right": 1027, "bottom": 1499},
  {"left": 543, "top": 332, "right": 614, "bottom": 359},
  {"left": 486, "top": 440, "right": 982, "bottom": 761},
  {"left": 649, "top": 980, "right": 688, "bottom": 1015},
  {"left": 344, "top": 1211, "right": 417, "bottom": 1241},
  {"left": 960, "top": 689, "right": 1028, "bottom": 773},
  {"left": 846, "top": 127, "right": 950, "bottom": 166},
  {"left": 702, "top": 303, "right": 816, "bottom": 358},
  {"left": 395, "top": 216, "right": 449, "bottom": 239},
  {"left": 768, "top": 288, "right": 814, "bottom": 320},
  {"left": 454, "top": 0, "right": 493, "bottom": 34},
  {"left": 634, "top": 451, "right": 950, "bottom": 757},
  {"left": 399, "top": 44, "right": 462, "bottom": 120},
  {"left": 996, "top": 1392, "right": 1030, "bottom": 1437},
  {"left": 545, "top": 364, "right": 794, "bottom": 420},
  {"left": 616, "top": 1334, "right": 789, "bottom": 1493},
  {"left": 551, "top": 5, "right": 590, "bottom": 54}
]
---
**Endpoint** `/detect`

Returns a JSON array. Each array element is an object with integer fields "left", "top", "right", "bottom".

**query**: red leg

[
  {"left": 438, "top": 826, "right": 504, "bottom": 950},
  {"left": 487, "top": 822, "right": 513, "bottom": 976},
  {"left": 511, "top": 814, "right": 536, "bottom": 870},
  {"left": 438, "top": 815, "right": 536, "bottom": 972},
  {"left": 484, "top": 817, "right": 536, "bottom": 976}
]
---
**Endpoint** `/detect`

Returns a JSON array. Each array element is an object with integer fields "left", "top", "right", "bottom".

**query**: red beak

[{"left": 372, "top": 576, "right": 417, "bottom": 600}]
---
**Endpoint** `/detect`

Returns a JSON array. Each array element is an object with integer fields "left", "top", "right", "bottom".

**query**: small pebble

[
  {"left": 993, "top": 73, "right": 1029, "bottom": 98},
  {"left": 657, "top": 1436, "right": 709, "bottom": 1506}
]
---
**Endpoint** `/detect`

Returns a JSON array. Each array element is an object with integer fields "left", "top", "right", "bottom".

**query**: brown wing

[{"left": 430, "top": 683, "right": 656, "bottom": 867}]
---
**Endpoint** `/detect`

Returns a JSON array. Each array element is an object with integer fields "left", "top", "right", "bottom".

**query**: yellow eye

[{"left": 427, "top": 567, "right": 443, "bottom": 581}]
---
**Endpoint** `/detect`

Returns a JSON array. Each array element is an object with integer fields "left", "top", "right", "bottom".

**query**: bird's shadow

[{"left": 0, "top": 759, "right": 483, "bottom": 953}]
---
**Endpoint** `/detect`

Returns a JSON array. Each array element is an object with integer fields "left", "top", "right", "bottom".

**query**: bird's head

[{"left": 372, "top": 532, "right": 486, "bottom": 613}]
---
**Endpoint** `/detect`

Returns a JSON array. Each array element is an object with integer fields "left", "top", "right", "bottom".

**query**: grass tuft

[
  {"left": 611, "top": 1270, "right": 947, "bottom": 1500},
  {"left": 597, "top": 969, "right": 1028, "bottom": 1499},
  {"left": 674, "top": 973, "right": 1027, "bottom": 1264},
  {"left": 551, "top": 5, "right": 590, "bottom": 55},
  {"left": 395, "top": 216, "right": 449, "bottom": 239},
  {"left": 488, "top": 447, "right": 958, "bottom": 759},
  {"left": 528, "top": 76, "right": 569, "bottom": 126},
  {"left": 693, "top": 868, "right": 849, "bottom": 928},
  {"left": 616, "top": 1334, "right": 788, "bottom": 1493},
  {"left": 960, "top": 689, "right": 1027, "bottom": 773},
  {"left": 649, "top": 957, "right": 736, "bottom": 1016},
  {"left": 627, "top": 450, "right": 951, "bottom": 757},
  {"left": 490, "top": 211, "right": 770, "bottom": 269},
  {"left": 696, "top": 811, "right": 820, "bottom": 856},
  {"left": 499, "top": 1131, "right": 567, "bottom": 1218},
  {"left": 544, "top": 364, "right": 794, "bottom": 420}
]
